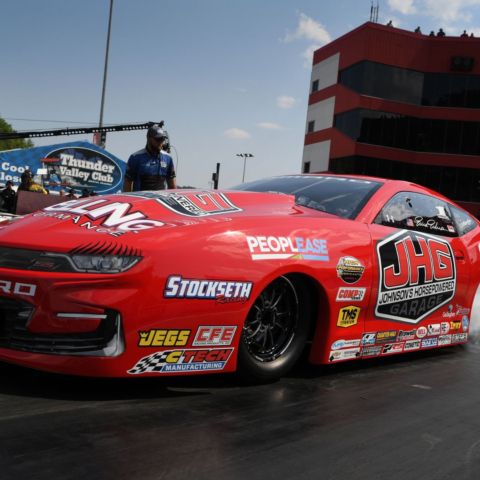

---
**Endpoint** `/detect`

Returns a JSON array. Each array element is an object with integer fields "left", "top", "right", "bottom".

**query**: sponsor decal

[
  {"left": 404, "top": 339, "right": 421, "bottom": 350},
  {"left": 362, "top": 333, "right": 376, "bottom": 346},
  {"left": 427, "top": 324, "right": 441, "bottom": 336},
  {"left": 438, "top": 334, "right": 452, "bottom": 346},
  {"left": 416, "top": 326, "right": 427, "bottom": 338},
  {"left": 421, "top": 337, "right": 438, "bottom": 348},
  {"left": 331, "top": 339, "right": 361, "bottom": 350},
  {"left": 337, "top": 306, "right": 360, "bottom": 328},
  {"left": 452, "top": 333, "right": 468, "bottom": 343},
  {"left": 128, "top": 348, "right": 233, "bottom": 374},
  {"left": 450, "top": 320, "right": 461, "bottom": 330},
  {"left": 462, "top": 316, "right": 470, "bottom": 332},
  {"left": 382, "top": 343, "right": 404, "bottom": 355},
  {"left": 440, "top": 322, "right": 450, "bottom": 334},
  {"left": 164, "top": 275, "right": 252, "bottom": 303},
  {"left": 246, "top": 235, "right": 328, "bottom": 261},
  {"left": 398, "top": 329, "right": 416, "bottom": 341},
  {"left": 336, "top": 257, "right": 365, "bottom": 284},
  {"left": 362, "top": 345, "right": 382, "bottom": 357},
  {"left": 41, "top": 198, "right": 164, "bottom": 237},
  {"left": 329, "top": 347, "right": 360, "bottom": 362},
  {"left": 376, "top": 330, "right": 397, "bottom": 344},
  {"left": 442, "top": 304, "right": 456, "bottom": 318},
  {"left": 148, "top": 191, "right": 242, "bottom": 217},
  {"left": 456, "top": 305, "right": 470, "bottom": 316},
  {"left": 336, "top": 287, "right": 366, "bottom": 302},
  {"left": 376, "top": 231, "right": 456, "bottom": 323},
  {"left": 0, "top": 280, "right": 36, "bottom": 297},
  {"left": 193, "top": 326, "right": 237, "bottom": 347},
  {"left": 138, "top": 329, "right": 190, "bottom": 347}
]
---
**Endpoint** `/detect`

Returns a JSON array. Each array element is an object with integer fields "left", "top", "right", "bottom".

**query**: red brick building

[{"left": 302, "top": 22, "right": 480, "bottom": 216}]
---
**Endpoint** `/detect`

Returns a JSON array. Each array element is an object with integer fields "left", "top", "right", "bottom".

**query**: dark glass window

[
  {"left": 429, "top": 119, "right": 446, "bottom": 152},
  {"left": 375, "top": 191, "right": 457, "bottom": 237},
  {"left": 465, "top": 75, "right": 480, "bottom": 107},
  {"left": 311, "top": 79, "right": 319, "bottom": 93},
  {"left": 232, "top": 175, "right": 382, "bottom": 219},
  {"left": 340, "top": 61, "right": 423, "bottom": 104},
  {"left": 303, "top": 161, "right": 311, "bottom": 173},
  {"left": 307, "top": 120, "right": 315, "bottom": 133},
  {"left": 335, "top": 108, "right": 480, "bottom": 156},
  {"left": 340, "top": 60, "right": 480, "bottom": 108},
  {"left": 449, "top": 204, "right": 478, "bottom": 235},
  {"left": 460, "top": 121, "right": 480, "bottom": 155}
]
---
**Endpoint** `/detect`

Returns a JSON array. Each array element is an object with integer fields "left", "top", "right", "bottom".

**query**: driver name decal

[{"left": 376, "top": 230, "right": 456, "bottom": 323}]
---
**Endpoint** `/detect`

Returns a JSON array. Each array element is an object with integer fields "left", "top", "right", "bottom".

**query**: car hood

[{"left": 0, "top": 190, "right": 335, "bottom": 252}]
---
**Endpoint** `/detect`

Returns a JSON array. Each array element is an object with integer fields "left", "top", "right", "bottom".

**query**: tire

[{"left": 238, "top": 275, "right": 312, "bottom": 382}]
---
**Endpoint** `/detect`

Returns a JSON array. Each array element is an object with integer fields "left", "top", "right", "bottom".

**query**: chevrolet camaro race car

[{"left": 0, "top": 174, "right": 478, "bottom": 381}]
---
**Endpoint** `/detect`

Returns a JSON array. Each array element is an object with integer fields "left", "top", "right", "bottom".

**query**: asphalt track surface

[{"left": 1, "top": 342, "right": 480, "bottom": 480}]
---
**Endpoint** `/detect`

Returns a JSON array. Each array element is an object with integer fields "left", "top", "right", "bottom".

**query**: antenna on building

[{"left": 370, "top": 1, "right": 379, "bottom": 23}]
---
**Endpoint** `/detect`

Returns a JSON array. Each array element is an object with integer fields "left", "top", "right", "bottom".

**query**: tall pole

[
  {"left": 213, "top": 162, "right": 220, "bottom": 189},
  {"left": 98, "top": 0, "right": 114, "bottom": 148},
  {"left": 236, "top": 153, "right": 254, "bottom": 183}
]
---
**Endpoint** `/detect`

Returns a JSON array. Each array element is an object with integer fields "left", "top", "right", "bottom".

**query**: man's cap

[
  {"left": 147, "top": 125, "right": 167, "bottom": 140},
  {"left": 6, "top": 181, "right": 13, "bottom": 186}
]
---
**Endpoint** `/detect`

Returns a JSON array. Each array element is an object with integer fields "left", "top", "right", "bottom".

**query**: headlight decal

[{"left": 0, "top": 246, "right": 141, "bottom": 274}]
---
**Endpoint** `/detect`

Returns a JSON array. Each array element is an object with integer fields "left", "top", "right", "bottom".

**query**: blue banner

[{"left": 0, "top": 141, "right": 126, "bottom": 195}]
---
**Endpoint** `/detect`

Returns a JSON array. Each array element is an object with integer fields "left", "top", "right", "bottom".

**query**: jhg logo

[
  {"left": 337, "top": 306, "right": 360, "bottom": 327},
  {"left": 376, "top": 231, "right": 456, "bottom": 323}
]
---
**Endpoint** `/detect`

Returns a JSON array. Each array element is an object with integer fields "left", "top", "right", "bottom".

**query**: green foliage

[{"left": 0, "top": 118, "right": 34, "bottom": 151}]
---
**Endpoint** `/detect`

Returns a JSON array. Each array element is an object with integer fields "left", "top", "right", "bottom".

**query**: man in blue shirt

[{"left": 123, "top": 125, "right": 176, "bottom": 191}]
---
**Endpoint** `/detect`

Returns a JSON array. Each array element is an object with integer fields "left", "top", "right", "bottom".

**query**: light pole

[
  {"left": 236, "top": 153, "right": 254, "bottom": 183},
  {"left": 98, "top": 0, "right": 114, "bottom": 148}
]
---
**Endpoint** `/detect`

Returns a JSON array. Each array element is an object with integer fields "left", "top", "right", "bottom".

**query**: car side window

[
  {"left": 449, "top": 204, "right": 478, "bottom": 236},
  {"left": 375, "top": 192, "right": 457, "bottom": 237}
]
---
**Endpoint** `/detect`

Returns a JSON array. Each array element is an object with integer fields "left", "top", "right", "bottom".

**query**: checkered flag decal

[{"left": 128, "top": 351, "right": 168, "bottom": 374}]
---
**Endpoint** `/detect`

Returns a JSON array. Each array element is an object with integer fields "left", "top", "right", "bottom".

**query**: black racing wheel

[{"left": 238, "top": 275, "right": 312, "bottom": 382}]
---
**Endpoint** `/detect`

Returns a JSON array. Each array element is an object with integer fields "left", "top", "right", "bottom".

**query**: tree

[{"left": 0, "top": 118, "right": 34, "bottom": 151}]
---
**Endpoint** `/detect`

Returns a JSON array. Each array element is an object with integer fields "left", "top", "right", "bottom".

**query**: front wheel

[{"left": 238, "top": 275, "right": 312, "bottom": 382}]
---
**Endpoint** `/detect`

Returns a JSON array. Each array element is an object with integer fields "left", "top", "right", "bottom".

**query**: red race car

[{"left": 0, "top": 174, "right": 478, "bottom": 381}]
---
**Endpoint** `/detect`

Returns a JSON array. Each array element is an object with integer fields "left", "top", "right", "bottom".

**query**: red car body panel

[{"left": 0, "top": 175, "right": 477, "bottom": 377}]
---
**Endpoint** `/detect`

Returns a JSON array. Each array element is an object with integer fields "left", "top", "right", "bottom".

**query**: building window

[
  {"left": 303, "top": 161, "right": 311, "bottom": 173},
  {"left": 311, "top": 79, "right": 319, "bottom": 93},
  {"left": 339, "top": 60, "right": 480, "bottom": 108},
  {"left": 334, "top": 108, "right": 480, "bottom": 156},
  {"left": 307, "top": 121, "right": 315, "bottom": 133}
]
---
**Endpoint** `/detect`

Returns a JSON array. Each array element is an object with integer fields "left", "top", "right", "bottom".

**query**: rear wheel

[{"left": 238, "top": 275, "right": 311, "bottom": 381}]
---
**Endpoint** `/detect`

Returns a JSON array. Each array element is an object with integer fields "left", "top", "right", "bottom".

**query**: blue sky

[{"left": 1, "top": 0, "right": 480, "bottom": 188}]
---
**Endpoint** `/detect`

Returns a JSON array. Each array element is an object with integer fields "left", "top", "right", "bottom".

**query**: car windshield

[{"left": 232, "top": 175, "right": 383, "bottom": 219}]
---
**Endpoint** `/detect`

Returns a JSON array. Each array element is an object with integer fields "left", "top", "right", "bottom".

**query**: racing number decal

[
  {"left": 376, "top": 230, "right": 456, "bottom": 323},
  {"left": 154, "top": 191, "right": 242, "bottom": 217}
]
